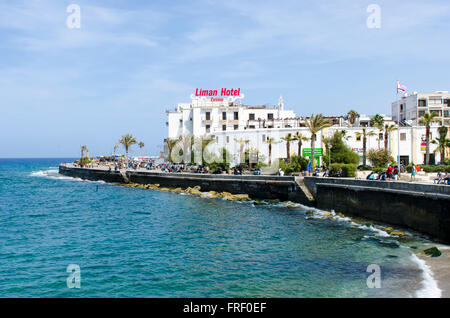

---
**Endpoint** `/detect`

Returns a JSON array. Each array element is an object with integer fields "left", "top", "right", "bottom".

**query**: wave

[
  {"left": 410, "top": 253, "right": 442, "bottom": 298},
  {"left": 29, "top": 169, "right": 105, "bottom": 183}
]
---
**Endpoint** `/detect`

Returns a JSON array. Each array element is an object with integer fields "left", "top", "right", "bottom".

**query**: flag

[{"left": 397, "top": 80, "right": 406, "bottom": 92}]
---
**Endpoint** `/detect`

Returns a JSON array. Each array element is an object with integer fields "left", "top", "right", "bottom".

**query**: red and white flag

[{"left": 397, "top": 80, "right": 406, "bottom": 92}]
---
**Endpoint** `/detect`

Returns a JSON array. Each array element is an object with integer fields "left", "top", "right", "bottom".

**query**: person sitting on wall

[
  {"left": 443, "top": 172, "right": 450, "bottom": 185},
  {"left": 378, "top": 172, "right": 386, "bottom": 181},
  {"left": 323, "top": 169, "right": 329, "bottom": 177},
  {"left": 434, "top": 170, "right": 443, "bottom": 184},
  {"left": 367, "top": 171, "right": 375, "bottom": 180}
]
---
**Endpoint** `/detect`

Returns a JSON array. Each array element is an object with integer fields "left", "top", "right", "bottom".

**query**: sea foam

[{"left": 410, "top": 253, "right": 442, "bottom": 298}]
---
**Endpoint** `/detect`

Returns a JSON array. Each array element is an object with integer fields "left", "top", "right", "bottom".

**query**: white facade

[
  {"left": 167, "top": 95, "right": 297, "bottom": 139},
  {"left": 392, "top": 91, "right": 450, "bottom": 126},
  {"left": 166, "top": 95, "right": 446, "bottom": 167}
]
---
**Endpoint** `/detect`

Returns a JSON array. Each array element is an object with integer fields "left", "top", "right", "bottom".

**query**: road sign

[{"left": 302, "top": 148, "right": 323, "bottom": 156}]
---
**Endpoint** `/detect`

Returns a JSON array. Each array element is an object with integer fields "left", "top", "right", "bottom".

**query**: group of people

[
  {"left": 366, "top": 164, "right": 403, "bottom": 181},
  {"left": 434, "top": 170, "right": 450, "bottom": 185}
]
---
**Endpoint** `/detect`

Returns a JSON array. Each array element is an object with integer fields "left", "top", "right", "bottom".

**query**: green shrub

[
  {"left": 367, "top": 149, "right": 393, "bottom": 167},
  {"left": 329, "top": 163, "right": 357, "bottom": 177},
  {"left": 358, "top": 165, "right": 372, "bottom": 171},
  {"left": 373, "top": 167, "right": 386, "bottom": 173},
  {"left": 280, "top": 155, "right": 308, "bottom": 174}
]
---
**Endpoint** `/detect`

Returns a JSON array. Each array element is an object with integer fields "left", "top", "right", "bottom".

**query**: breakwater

[
  {"left": 303, "top": 177, "right": 450, "bottom": 243},
  {"left": 59, "top": 165, "right": 450, "bottom": 243}
]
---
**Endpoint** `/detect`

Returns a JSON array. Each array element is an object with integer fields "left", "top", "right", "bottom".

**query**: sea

[{"left": 0, "top": 158, "right": 443, "bottom": 297}]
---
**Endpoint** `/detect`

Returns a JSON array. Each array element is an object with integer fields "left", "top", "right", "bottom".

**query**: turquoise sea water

[{"left": 0, "top": 158, "right": 439, "bottom": 297}]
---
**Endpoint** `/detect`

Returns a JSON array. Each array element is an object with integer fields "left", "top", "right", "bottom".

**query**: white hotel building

[{"left": 166, "top": 93, "right": 446, "bottom": 167}]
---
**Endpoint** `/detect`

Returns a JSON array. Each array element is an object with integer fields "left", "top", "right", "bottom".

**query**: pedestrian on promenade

[
  {"left": 387, "top": 165, "right": 393, "bottom": 180},
  {"left": 393, "top": 166, "right": 399, "bottom": 181},
  {"left": 434, "top": 170, "right": 443, "bottom": 184},
  {"left": 411, "top": 163, "right": 416, "bottom": 181},
  {"left": 443, "top": 172, "right": 450, "bottom": 185}
]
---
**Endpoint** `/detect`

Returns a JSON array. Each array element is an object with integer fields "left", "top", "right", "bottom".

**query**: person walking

[{"left": 410, "top": 163, "right": 416, "bottom": 181}]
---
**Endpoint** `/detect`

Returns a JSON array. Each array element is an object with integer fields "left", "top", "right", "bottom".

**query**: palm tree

[
  {"left": 293, "top": 132, "right": 309, "bottom": 156},
  {"left": 119, "top": 134, "right": 137, "bottom": 164},
  {"left": 384, "top": 125, "right": 397, "bottom": 151},
  {"left": 431, "top": 126, "right": 450, "bottom": 164},
  {"left": 113, "top": 143, "right": 119, "bottom": 162},
  {"left": 234, "top": 138, "right": 250, "bottom": 164},
  {"left": 370, "top": 114, "right": 384, "bottom": 128},
  {"left": 281, "top": 133, "right": 295, "bottom": 160},
  {"left": 347, "top": 110, "right": 360, "bottom": 126},
  {"left": 80, "top": 145, "right": 87, "bottom": 159},
  {"left": 264, "top": 137, "right": 279, "bottom": 166},
  {"left": 138, "top": 142, "right": 145, "bottom": 149},
  {"left": 165, "top": 138, "right": 179, "bottom": 162},
  {"left": 355, "top": 129, "right": 376, "bottom": 166},
  {"left": 305, "top": 114, "right": 331, "bottom": 169},
  {"left": 419, "top": 112, "right": 439, "bottom": 165}
]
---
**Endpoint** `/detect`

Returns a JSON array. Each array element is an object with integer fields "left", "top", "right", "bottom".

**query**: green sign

[{"left": 302, "top": 148, "right": 323, "bottom": 156}]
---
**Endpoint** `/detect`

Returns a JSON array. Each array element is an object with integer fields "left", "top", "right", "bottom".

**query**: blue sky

[{"left": 1, "top": 0, "right": 450, "bottom": 157}]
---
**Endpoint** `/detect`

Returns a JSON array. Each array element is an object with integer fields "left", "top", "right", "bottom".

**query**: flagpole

[{"left": 397, "top": 87, "right": 400, "bottom": 172}]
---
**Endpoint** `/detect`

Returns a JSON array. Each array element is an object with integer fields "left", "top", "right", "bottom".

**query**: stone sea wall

[
  {"left": 303, "top": 177, "right": 450, "bottom": 243},
  {"left": 58, "top": 166, "right": 450, "bottom": 243}
]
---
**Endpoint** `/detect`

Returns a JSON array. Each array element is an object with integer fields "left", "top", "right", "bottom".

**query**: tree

[
  {"left": 431, "top": 126, "right": 450, "bottom": 164},
  {"left": 138, "top": 142, "right": 145, "bottom": 149},
  {"left": 113, "top": 143, "right": 119, "bottom": 161},
  {"left": 264, "top": 137, "right": 279, "bottom": 166},
  {"left": 165, "top": 138, "right": 179, "bottom": 162},
  {"left": 293, "top": 132, "right": 309, "bottom": 157},
  {"left": 281, "top": 133, "right": 295, "bottom": 160},
  {"left": 234, "top": 138, "right": 250, "bottom": 164},
  {"left": 325, "top": 131, "right": 359, "bottom": 165},
  {"left": 384, "top": 124, "right": 397, "bottom": 151},
  {"left": 355, "top": 129, "right": 376, "bottom": 166},
  {"left": 119, "top": 134, "right": 137, "bottom": 164},
  {"left": 368, "top": 149, "right": 394, "bottom": 168},
  {"left": 305, "top": 114, "right": 331, "bottom": 169},
  {"left": 370, "top": 114, "right": 384, "bottom": 128},
  {"left": 419, "top": 112, "right": 439, "bottom": 165},
  {"left": 346, "top": 110, "right": 360, "bottom": 126},
  {"left": 80, "top": 145, "right": 87, "bottom": 159}
]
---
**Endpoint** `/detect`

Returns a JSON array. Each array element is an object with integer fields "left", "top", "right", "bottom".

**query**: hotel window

[
  {"left": 418, "top": 99, "right": 427, "bottom": 107},
  {"left": 429, "top": 97, "right": 442, "bottom": 105},
  {"left": 445, "top": 99, "right": 450, "bottom": 107},
  {"left": 226, "top": 136, "right": 229, "bottom": 143},
  {"left": 356, "top": 135, "right": 361, "bottom": 141},
  {"left": 400, "top": 133, "right": 406, "bottom": 141},
  {"left": 234, "top": 125, "right": 238, "bottom": 130},
  {"left": 418, "top": 110, "right": 425, "bottom": 117},
  {"left": 400, "top": 104, "right": 404, "bottom": 112},
  {"left": 205, "top": 112, "right": 211, "bottom": 120},
  {"left": 249, "top": 125, "right": 255, "bottom": 129},
  {"left": 222, "top": 112, "right": 226, "bottom": 120},
  {"left": 379, "top": 133, "right": 383, "bottom": 140},
  {"left": 249, "top": 113, "right": 255, "bottom": 120},
  {"left": 262, "top": 134, "right": 266, "bottom": 142},
  {"left": 431, "top": 110, "right": 442, "bottom": 116},
  {"left": 268, "top": 113, "right": 274, "bottom": 120},
  {"left": 444, "top": 110, "right": 450, "bottom": 117},
  {"left": 234, "top": 112, "right": 239, "bottom": 120},
  {"left": 222, "top": 125, "right": 226, "bottom": 131},
  {"left": 206, "top": 125, "right": 210, "bottom": 133}
]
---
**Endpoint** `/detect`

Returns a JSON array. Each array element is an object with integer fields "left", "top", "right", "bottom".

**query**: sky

[{"left": 1, "top": 0, "right": 450, "bottom": 158}]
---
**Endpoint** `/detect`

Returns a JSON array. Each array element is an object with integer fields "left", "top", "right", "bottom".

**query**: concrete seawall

[
  {"left": 58, "top": 165, "right": 450, "bottom": 243},
  {"left": 58, "top": 165, "right": 313, "bottom": 204},
  {"left": 303, "top": 177, "right": 450, "bottom": 243}
]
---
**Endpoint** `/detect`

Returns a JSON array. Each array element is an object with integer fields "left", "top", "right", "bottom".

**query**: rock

[
  {"left": 200, "top": 191, "right": 220, "bottom": 199},
  {"left": 322, "top": 212, "right": 332, "bottom": 218},
  {"left": 385, "top": 227, "right": 393, "bottom": 232},
  {"left": 159, "top": 187, "right": 170, "bottom": 191},
  {"left": 390, "top": 231, "right": 405, "bottom": 236},
  {"left": 305, "top": 210, "right": 315, "bottom": 217},
  {"left": 283, "top": 201, "right": 297, "bottom": 208},
  {"left": 336, "top": 213, "right": 345, "bottom": 218},
  {"left": 423, "top": 246, "right": 442, "bottom": 257},
  {"left": 171, "top": 188, "right": 184, "bottom": 193}
]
